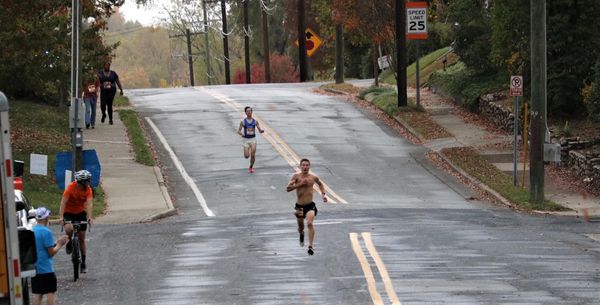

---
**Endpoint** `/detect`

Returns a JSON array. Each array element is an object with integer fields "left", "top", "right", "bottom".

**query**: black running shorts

[
  {"left": 64, "top": 211, "right": 88, "bottom": 231},
  {"left": 31, "top": 272, "right": 57, "bottom": 295},
  {"left": 294, "top": 202, "right": 317, "bottom": 218}
]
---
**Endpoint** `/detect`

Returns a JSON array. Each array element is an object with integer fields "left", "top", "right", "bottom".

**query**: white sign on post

[
  {"left": 407, "top": 2, "right": 428, "bottom": 40},
  {"left": 377, "top": 55, "right": 392, "bottom": 70},
  {"left": 30, "top": 153, "right": 48, "bottom": 176},
  {"left": 510, "top": 75, "right": 523, "bottom": 97},
  {"left": 65, "top": 170, "right": 72, "bottom": 188}
]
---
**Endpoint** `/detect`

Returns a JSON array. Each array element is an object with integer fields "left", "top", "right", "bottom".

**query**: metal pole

[
  {"left": 243, "top": 0, "right": 251, "bottom": 84},
  {"left": 522, "top": 102, "right": 529, "bottom": 188},
  {"left": 297, "top": 0, "right": 308, "bottom": 82},
  {"left": 416, "top": 40, "right": 421, "bottom": 108},
  {"left": 513, "top": 96, "right": 518, "bottom": 186},
  {"left": 530, "top": 0, "right": 546, "bottom": 203},
  {"left": 202, "top": 0, "right": 212, "bottom": 85},
  {"left": 71, "top": 0, "right": 82, "bottom": 175},
  {"left": 396, "top": 0, "right": 407, "bottom": 107},
  {"left": 221, "top": 0, "right": 231, "bottom": 84}
]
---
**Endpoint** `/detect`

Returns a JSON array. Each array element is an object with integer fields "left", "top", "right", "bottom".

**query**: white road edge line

[
  {"left": 145, "top": 117, "right": 215, "bottom": 217},
  {"left": 197, "top": 87, "right": 348, "bottom": 204}
]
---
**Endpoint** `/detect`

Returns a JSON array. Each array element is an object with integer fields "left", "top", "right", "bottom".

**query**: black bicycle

[{"left": 62, "top": 220, "right": 89, "bottom": 282}]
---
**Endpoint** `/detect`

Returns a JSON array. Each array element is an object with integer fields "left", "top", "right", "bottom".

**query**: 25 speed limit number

[{"left": 407, "top": 7, "right": 427, "bottom": 35}]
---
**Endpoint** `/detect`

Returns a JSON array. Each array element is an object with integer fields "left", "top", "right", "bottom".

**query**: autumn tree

[{"left": 0, "top": 0, "right": 122, "bottom": 104}]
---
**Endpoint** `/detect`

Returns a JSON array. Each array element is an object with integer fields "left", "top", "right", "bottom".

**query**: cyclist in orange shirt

[{"left": 59, "top": 170, "right": 93, "bottom": 273}]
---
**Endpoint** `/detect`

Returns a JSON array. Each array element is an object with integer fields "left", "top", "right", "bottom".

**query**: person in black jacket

[{"left": 98, "top": 62, "right": 123, "bottom": 125}]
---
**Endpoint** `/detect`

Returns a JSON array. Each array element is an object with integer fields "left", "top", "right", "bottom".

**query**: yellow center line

[
  {"left": 198, "top": 87, "right": 347, "bottom": 204},
  {"left": 362, "top": 232, "right": 402, "bottom": 305},
  {"left": 350, "top": 233, "right": 384, "bottom": 305}
]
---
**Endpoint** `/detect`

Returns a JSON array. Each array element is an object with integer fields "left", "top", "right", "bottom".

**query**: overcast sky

[{"left": 119, "top": 0, "right": 169, "bottom": 26}]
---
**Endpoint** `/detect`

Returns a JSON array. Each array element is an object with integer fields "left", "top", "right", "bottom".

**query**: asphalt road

[{"left": 53, "top": 83, "right": 599, "bottom": 305}]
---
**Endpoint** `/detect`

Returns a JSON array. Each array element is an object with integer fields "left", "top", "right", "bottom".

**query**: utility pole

[
  {"left": 221, "top": 0, "right": 231, "bottom": 84},
  {"left": 530, "top": 0, "right": 546, "bottom": 203},
  {"left": 395, "top": 0, "right": 407, "bottom": 107},
  {"left": 262, "top": 0, "right": 271, "bottom": 83},
  {"left": 202, "top": 0, "right": 212, "bottom": 85},
  {"left": 335, "top": 24, "right": 344, "bottom": 84},
  {"left": 297, "top": 0, "right": 308, "bottom": 82},
  {"left": 186, "top": 29, "right": 195, "bottom": 86},
  {"left": 243, "top": 0, "right": 251, "bottom": 83},
  {"left": 170, "top": 29, "right": 203, "bottom": 86},
  {"left": 70, "top": 0, "right": 83, "bottom": 174}
]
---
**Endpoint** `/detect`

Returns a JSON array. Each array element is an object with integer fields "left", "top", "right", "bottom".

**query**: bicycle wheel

[{"left": 71, "top": 238, "right": 80, "bottom": 281}]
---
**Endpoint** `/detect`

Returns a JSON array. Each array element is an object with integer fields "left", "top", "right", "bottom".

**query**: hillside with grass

[{"left": 9, "top": 100, "right": 105, "bottom": 219}]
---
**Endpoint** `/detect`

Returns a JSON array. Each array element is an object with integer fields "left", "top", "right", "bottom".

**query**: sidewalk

[
  {"left": 83, "top": 111, "right": 175, "bottom": 224},
  {"left": 414, "top": 87, "right": 600, "bottom": 218},
  {"left": 346, "top": 81, "right": 600, "bottom": 218}
]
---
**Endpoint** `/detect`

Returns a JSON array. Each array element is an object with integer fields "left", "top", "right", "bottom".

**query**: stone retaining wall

[
  {"left": 430, "top": 84, "right": 600, "bottom": 189},
  {"left": 560, "top": 139, "right": 600, "bottom": 190},
  {"left": 478, "top": 94, "right": 516, "bottom": 133}
]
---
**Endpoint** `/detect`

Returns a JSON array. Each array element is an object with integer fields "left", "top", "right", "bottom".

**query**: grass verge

[
  {"left": 321, "top": 82, "right": 362, "bottom": 95},
  {"left": 114, "top": 94, "right": 130, "bottom": 107},
  {"left": 381, "top": 47, "right": 458, "bottom": 86},
  {"left": 359, "top": 87, "right": 451, "bottom": 140},
  {"left": 10, "top": 100, "right": 106, "bottom": 219},
  {"left": 117, "top": 109, "right": 155, "bottom": 166},
  {"left": 442, "top": 147, "right": 567, "bottom": 211},
  {"left": 397, "top": 109, "right": 453, "bottom": 140}
]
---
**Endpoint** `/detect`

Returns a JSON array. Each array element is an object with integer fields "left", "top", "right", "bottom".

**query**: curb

[
  {"left": 322, "top": 88, "right": 347, "bottom": 95},
  {"left": 433, "top": 151, "right": 518, "bottom": 210},
  {"left": 139, "top": 166, "right": 177, "bottom": 222},
  {"left": 394, "top": 116, "right": 425, "bottom": 142}
]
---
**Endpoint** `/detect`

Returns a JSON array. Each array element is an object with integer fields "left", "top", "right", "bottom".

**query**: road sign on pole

[
  {"left": 510, "top": 75, "right": 523, "bottom": 185},
  {"left": 510, "top": 75, "right": 523, "bottom": 97},
  {"left": 294, "top": 28, "right": 322, "bottom": 57},
  {"left": 407, "top": 2, "right": 428, "bottom": 40}
]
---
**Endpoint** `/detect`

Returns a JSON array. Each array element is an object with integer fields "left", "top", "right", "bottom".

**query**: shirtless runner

[{"left": 286, "top": 158, "right": 327, "bottom": 255}]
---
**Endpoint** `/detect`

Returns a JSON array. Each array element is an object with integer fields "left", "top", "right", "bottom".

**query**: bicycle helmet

[{"left": 74, "top": 170, "right": 92, "bottom": 182}]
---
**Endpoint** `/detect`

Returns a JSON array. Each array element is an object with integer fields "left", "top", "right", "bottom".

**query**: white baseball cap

[{"left": 35, "top": 207, "right": 51, "bottom": 220}]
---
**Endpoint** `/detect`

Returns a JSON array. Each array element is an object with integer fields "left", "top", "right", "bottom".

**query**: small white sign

[
  {"left": 510, "top": 75, "right": 523, "bottom": 97},
  {"left": 65, "top": 170, "right": 72, "bottom": 187},
  {"left": 377, "top": 55, "right": 392, "bottom": 70},
  {"left": 30, "top": 154, "right": 48, "bottom": 176}
]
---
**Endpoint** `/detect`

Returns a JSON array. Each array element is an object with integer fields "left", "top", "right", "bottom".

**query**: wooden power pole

[
  {"left": 221, "top": 0, "right": 231, "bottom": 84},
  {"left": 530, "top": 0, "right": 546, "bottom": 203},
  {"left": 262, "top": 0, "right": 271, "bottom": 83},
  {"left": 297, "top": 0, "right": 308, "bottom": 82},
  {"left": 243, "top": 0, "right": 251, "bottom": 83},
  {"left": 395, "top": 0, "right": 407, "bottom": 107}
]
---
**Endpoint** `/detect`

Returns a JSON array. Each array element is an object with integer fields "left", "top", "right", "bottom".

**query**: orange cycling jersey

[{"left": 63, "top": 181, "right": 92, "bottom": 214}]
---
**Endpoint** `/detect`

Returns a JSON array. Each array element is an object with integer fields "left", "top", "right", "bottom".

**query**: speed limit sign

[{"left": 407, "top": 2, "right": 428, "bottom": 40}]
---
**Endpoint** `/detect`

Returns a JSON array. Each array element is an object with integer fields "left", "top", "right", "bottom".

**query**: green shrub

[
  {"left": 372, "top": 91, "right": 399, "bottom": 117},
  {"left": 429, "top": 62, "right": 504, "bottom": 111}
]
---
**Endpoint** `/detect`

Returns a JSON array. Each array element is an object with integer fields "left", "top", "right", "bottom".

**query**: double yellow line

[
  {"left": 198, "top": 87, "right": 347, "bottom": 204},
  {"left": 350, "top": 232, "right": 401, "bottom": 305}
]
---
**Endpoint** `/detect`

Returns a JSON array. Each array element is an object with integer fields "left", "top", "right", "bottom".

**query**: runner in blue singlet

[{"left": 237, "top": 106, "right": 264, "bottom": 173}]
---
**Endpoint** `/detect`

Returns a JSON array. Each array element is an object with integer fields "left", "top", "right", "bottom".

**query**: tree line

[{"left": 1, "top": 0, "right": 599, "bottom": 119}]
